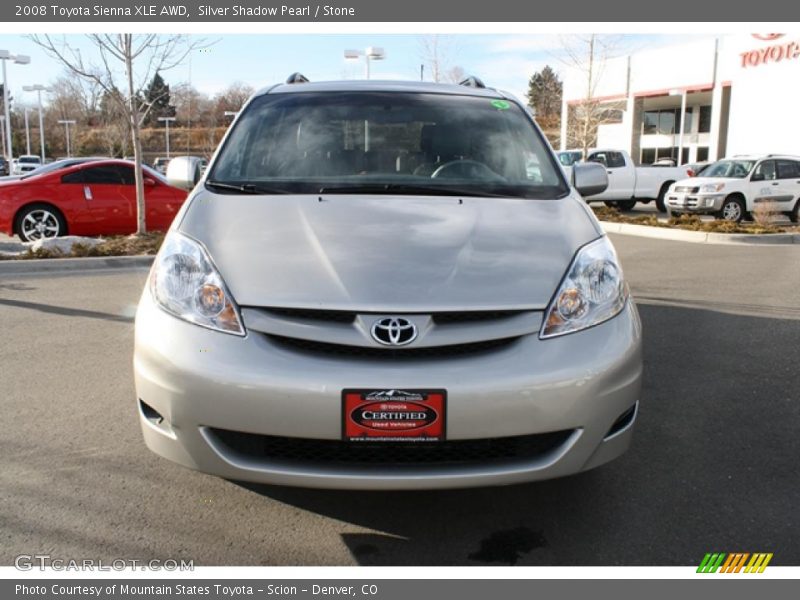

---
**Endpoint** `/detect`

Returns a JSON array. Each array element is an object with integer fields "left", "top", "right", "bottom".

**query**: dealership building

[{"left": 559, "top": 34, "right": 800, "bottom": 165}]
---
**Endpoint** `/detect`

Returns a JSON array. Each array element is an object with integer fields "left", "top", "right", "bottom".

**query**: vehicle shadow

[
  {"left": 0, "top": 297, "right": 134, "bottom": 323},
  {"left": 230, "top": 303, "right": 800, "bottom": 566}
]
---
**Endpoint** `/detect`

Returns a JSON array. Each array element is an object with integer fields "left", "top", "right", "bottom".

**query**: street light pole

[
  {"left": 58, "top": 119, "right": 76, "bottom": 157},
  {"left": 0, "top": 49, "right": 31, "bottom": 161},
  {"left": 24, "top": 84, "right": 49, "bottom": 162},
  {"left": 24, "top": 107, "right": 30, "bottom": 155},
  {"left": 157, "top": 116, "right": 176, "bottom": 159},
  {"left": 344, "top": 46, "right": 386, "bottom": 80}
]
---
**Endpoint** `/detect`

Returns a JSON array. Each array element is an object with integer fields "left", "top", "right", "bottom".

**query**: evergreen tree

[
  {"left": 142, "top": 72, "right": 175, "bottom": 126},
  {"left": 526, "top": 66, "right": 563, "bottom": 122}
]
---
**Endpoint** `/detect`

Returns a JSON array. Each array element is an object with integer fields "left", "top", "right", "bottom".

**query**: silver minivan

[{"left": 135, "top": 76, "right": 642, "bottom": 489}]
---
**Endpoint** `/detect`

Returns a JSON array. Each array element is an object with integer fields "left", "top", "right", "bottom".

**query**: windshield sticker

[{"left": 491, "top": 100, "right": 511, "bottom": 110}]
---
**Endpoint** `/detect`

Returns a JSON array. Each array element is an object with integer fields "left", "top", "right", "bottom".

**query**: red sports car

[{"left": 0, "top": 159, "right": 188, "bottom": 242}]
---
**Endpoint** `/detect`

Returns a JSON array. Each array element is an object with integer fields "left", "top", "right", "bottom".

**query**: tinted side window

[
  {"left": 754, "top": 161, "right": 777, "bottom": 180},
  {"left": 114, "top": 165, "right": 135, "bottom": 185},
  {"left": 776, "top": 160, "right": 799, "bottom": 180},
  {"left": 61, "top": 170, "right": 85, "bottom": 184},
  {"left": 606, "top": 152, "right": 625, "bottom": 168},
  {"left": 81, "top": 166, "right": 125, "bottom": 184}
]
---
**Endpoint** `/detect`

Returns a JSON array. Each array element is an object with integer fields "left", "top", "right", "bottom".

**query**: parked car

[
  {"left": 153, "top": 157, "right": 171, "bottom": 174},
  {"left": 580, "top": 149, "right": 693, "bottom": 211},
  {"left": 0, "top": 159, "right": 188, "bottom": 241},
  {"left": 12, "top": 154, "right": 42, "bottom": 175},
  {"left": 0, "top": 157, "right": 106, "bottom": 184},
  {"left": 665, "top": 155, "right": 800, "bottom": 222},
  {"left": 0, "top": 157, "right": 9, "bottom": 177},
  {"left": 134, "top": 76, "right": 642, "bottom": 490},
  {"left": 557, "top": 149, "right": 584, "bottom": 167}
]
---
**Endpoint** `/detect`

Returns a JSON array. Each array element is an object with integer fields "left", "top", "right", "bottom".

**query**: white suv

[{"left": 665, "top": 155, "right": 800, "bottom": 222}]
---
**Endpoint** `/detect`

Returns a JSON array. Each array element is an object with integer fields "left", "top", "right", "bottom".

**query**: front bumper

[
  {"left": 133, "top": 290, "right": 643, "bottom": 490},
  {"left": 665, "top": 191, "right": 724, "bottom": 214}
]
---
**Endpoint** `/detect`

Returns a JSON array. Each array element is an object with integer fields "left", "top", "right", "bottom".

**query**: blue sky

[{"left": 0, "top": 34, "right": 713, "bottom": 105}]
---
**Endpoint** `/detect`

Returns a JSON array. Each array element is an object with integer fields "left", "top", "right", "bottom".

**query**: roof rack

[
  {"left": 286, "top": 72, "right": 309, "bottom": 84},
  {"left": 458, "top": 75, "right": 486, "bottom": 89}
]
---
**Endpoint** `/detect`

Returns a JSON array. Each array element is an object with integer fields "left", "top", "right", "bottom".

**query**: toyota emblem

[{"left": 370, "top": 317, "right": 417, "bottom": 346}]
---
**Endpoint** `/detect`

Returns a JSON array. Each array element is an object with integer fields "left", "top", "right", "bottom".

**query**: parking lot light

[
  {"left": 158, "top": 116, "right": 177, "bottom": 159},
  {"left": 344, "top": 46, "right": 386, "bottom": 79},
  {"left": 0, "top": 49, "right": 31, "bottom": 161},
  {"left": 23, "top": 84, "right": 50, "bottom": 162},
  {"left": 58, "top": 119, "right": 76, "bottom": 157}
]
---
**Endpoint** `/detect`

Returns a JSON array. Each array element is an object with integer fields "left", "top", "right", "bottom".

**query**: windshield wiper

[
  {"left": 205, "top": 180, "right": 290, "bottom": 194},
  {"left": 317, "top": 183, "right": 512, "bottom": 198}
]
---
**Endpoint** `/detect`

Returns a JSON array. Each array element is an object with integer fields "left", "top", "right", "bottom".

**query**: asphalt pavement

[{"left": 1, "top": 234, "right": 798, "bottom": 566}]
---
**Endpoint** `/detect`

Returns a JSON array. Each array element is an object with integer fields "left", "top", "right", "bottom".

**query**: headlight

[
  {"left": 150, "top": 232, "right": 245, "bottom": 336},
  {"left": 700, "top": 182, "right": 725, "bottom": 193},
  {"left": 540, "top": 236, "right": 628, "bottom": 339}
]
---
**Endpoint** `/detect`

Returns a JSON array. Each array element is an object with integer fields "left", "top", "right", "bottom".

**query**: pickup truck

[{"left": 567, "top": 149, "right": 693, "bottom": 211}]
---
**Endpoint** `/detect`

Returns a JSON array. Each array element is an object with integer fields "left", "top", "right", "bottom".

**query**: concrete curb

[
  {"left": 0, "top": 255, "right": 154, "bottom": 275},
  {"left": 600, "top": 221, "right": 800, "bottom": 245}
]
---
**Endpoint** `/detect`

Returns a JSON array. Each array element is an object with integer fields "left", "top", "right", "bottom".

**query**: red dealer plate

[{"left": 342, "top": 389, "right": 447, "bottom": 442}]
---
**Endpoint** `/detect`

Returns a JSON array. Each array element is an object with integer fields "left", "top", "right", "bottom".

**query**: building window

[
  {"left": 696, "top": 147, "right": 709, "bottom": 161},
  {"left": 641, "top": 148, "right": 656, "bottom": 164},
  {"left": 682, "top": 148, "right": 690, "bottom": 165},
  {"left": 643, "top": 111, "right": 658, "bottom": 134},
  {"left": 656, "top": 147, "right": 678, "bottom": 163},
  {"left": 698, "top": 106, "right": 712, "bottom": 133},
  {"left": 642, "top": 108, "right": 683, "bottom": 135}
]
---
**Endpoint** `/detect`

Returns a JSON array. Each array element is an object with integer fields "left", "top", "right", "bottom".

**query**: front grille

[
  {"left": 431, "top": 310, "right": 524, "bottom": 325},
  {"left": 674, "top": 186, "right": 699, "bottom": 193},
  {"left": 255, "top": 307, "right": 527, "bottom": 326},
  {"left": 266, "top": 334, "right": 520, "bottom": 359},
  {"left": 208, "top": 428, "right": 574, "bottom": 467},
  {"left": 258, "top": 307, "right": 356, "bottom": 323}
]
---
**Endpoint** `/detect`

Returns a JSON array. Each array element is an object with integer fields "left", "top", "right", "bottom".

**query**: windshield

[
  {"left": 702, "top": 160, "right": 755, "bottom": 179},
  {"left": 19, "top": 156, "right": 40, "bottom": 164},
  {"left": 209, "top": 91, "right": 568, "bottom": 199}
]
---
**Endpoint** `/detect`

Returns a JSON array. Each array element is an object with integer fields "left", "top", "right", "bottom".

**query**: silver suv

[{"left": 134, "top": 76, "right": 642, "bottom": 489}]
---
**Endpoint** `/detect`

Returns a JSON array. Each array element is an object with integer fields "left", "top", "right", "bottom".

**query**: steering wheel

[{"left": 431, "top": 159, "right": 503, "bottom": 181}]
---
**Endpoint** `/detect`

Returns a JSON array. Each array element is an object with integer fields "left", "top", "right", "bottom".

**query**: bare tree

[
  {"left": 419, "top": 35, "right": 462, "bottom": 83},
  {"left": 29, "top": 34, "right": 202, "bottom": 235},
  {"left": 557, "top": 34, "right": 623, "bottom": 156},
  {"left": 214, "top": 81, "right": 254, "bottom": 115}
]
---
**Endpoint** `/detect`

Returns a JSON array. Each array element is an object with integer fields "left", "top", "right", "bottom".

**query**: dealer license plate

[{"left": 342, "top": 389, "right": 446, "bottom": 442}]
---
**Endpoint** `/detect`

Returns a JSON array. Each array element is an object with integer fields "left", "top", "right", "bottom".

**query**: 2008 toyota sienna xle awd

[{"left": 134, "top": 76, "right": 643, "bottom": 490}]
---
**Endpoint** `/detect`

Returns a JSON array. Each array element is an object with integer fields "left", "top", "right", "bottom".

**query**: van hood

[{"left": 178, "top": 191, "right": 602, "bottom": 311}]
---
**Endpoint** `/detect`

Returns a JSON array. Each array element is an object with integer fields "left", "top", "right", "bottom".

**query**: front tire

[
  {"left": 717, "top": 196, "right": 745, "bottom": 223},
  {"left": 15, "top": 203, "right": 67, "bottom": 242},
  {"left": 655, "top": 182, "right": 672, "bottom": 212},
  {"left": 788, "top": 200, "right": 800, "bottom": 224}
]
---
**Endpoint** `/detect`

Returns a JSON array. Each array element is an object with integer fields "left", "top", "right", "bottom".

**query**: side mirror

[
  {"left": 751, "top": 172, "right": 765, "bottom": 182},
  {"left": 572, "top": 162, "right": 608, "bottom": 197},
  {"left": 166, "top": 156, "right": 205, "bottom": 190}
]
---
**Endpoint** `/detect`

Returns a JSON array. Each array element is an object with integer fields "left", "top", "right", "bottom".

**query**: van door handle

[
  {"left": 83, "top": 185, "right": 93, "bottom": 200},
  {"left": 771, "top": 182, "right": 779, "bottom": 186},
  {"left": 607, "top": 171, "right": 613, "bottom": 175}
]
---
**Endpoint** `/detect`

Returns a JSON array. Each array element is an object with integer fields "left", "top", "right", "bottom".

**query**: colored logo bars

[{"left": 697, "top": 552, "right": 773, "bottom": 573}]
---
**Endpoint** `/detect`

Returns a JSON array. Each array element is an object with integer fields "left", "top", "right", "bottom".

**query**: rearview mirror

[{"left": 572, "top": 162, "right": 608, "bottom": 197}]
